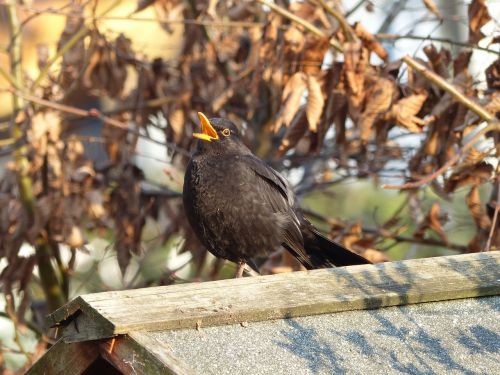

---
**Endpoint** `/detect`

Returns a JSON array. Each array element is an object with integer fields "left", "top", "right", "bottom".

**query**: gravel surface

[{"left": 150, "top": 296, "right": 500, "bottom": 375}]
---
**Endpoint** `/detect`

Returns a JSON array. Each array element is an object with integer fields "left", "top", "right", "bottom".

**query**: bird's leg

[{"left": 235, "top": 261, "right": 246, "bottom": 278}]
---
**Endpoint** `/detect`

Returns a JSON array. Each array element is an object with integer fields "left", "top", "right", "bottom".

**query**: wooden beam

[
  {"left": 99, "top": 332, "right": 194, "bottom": 375},
  {"left": 26, "top": 339, "right": 99, "bottom": 375},
  {"left": 49, "top": 252, "right": 500, "bottom": 342}
]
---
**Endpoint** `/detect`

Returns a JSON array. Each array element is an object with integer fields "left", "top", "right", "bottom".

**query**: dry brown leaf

[
  {"left": 154, "top": 1, "right": 185, "bottom": 34},
  {"left": 86, "top": 190, "right": 106, "bottom": 219},
  {"left": 362, "top": 248, "right": 390, "bottom": 263},
  {"left": 284, "top": 26, "right": 305, "bottom": 55},
  {"left": 466, "top": 185, "right": 491, "bottom": 230},
  {"left": 306, "top": 75, "right": 324, "bottom": 133},
  {"left": 342, "top": 222, "right": 363, "bottom": 249},
  {"left": 168, "top": 107, "right": 185, "bottom": 143},
  {"left": 275, "top": 72, "right": 307, "bottom": 132},
  {"left": 445, "top": 161, "right": 493, "bottom": 193},
  {"left": 484, "top": 91, "right": 500, "bottom": 115},
  {"left": 353, "top": 22, "right": 388, "bottom": 61},
  {"left": 83, "top": 34, "right": 131, "bottom": 97},
  {"left": 259, "top": 12, "right": 280, "bottom": 63},
  {"left": 423, "top": 0, "right": 442, "bottom": 18},
  {"left": 343, "top": 42, "right": 369, "bottom": 111},
  {"left": 289, "top": 1, "right": 329, "bottom": 27},
  {"left": 468, "top": 0, "right": 491, "bottom": 43},
  {"left": 485, "top": 59, "right": 500, "bottom": 90},
  {"left": 358, "top": 77, "right": 396, "bottom": 143},
  {"left": 453, "top": 51, "right": 472, "bottom": 76},
  {"left": 57, "top": 3, "right": 85, "bottom": 88},
  {"left": 414, "top": 203, "right": 448, "bottom": 244},
  {"left": 278, "top": 107, "right": 308, "bottom": 156},
  {"left": 423, "top": 44, "right": 451, "bottom": 78},
  {"left": 29, "top": 111, "right": 61, "bottom": 143},
  {"left": 65, "top": 225, "right": 85, "bottom": 248},
  {"left": 386, "top": 92, "right": 428, "bottom": 132},
  {"left": 302, "top": 37, "right": 329, "bottom": 76}
]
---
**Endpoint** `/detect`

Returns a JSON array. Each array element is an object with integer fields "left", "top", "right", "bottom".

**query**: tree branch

[
  {"left": 377, "top": 33, "right": 500, "bottom": 56},
  {"left": 314, "top": 0, "right": 357, "bottom": 42},
  {"left": 402, "top": 55, "right": 494, "bottom": 122},
  {"left": 10, "top": 88, "right": 191, "bottom": 156}
]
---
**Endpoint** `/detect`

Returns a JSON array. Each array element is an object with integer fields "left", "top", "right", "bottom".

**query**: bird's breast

[{"left": 184, "top": 155, "right": 283, "bottom": 259}]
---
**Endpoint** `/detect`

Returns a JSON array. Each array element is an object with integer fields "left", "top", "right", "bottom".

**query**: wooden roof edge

[
  {"left": 98, "top": 332, "right": 195, "bottom": 375},
  {"left": 47, "top": 295, "right": 87, "bottom": 327},
  {"left": 47, "top": 294, "right": 116, "bottom": 335},
  {"left": 47, "top": 251, "right": 500, "bottom": 343}
]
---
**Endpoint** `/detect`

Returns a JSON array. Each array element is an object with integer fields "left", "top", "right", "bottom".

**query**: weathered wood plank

[
  {"left": 61, "top": 310, "right": 116, "bottom": 343},
  {"left": 49, "top": 252, "right": 500, "bottom": 342},
  {"left": 99, "top": 332, "right": 194, "bottom": 375},
  {"left": 26, "top": 339, "right": 99, "bottom": 375}
]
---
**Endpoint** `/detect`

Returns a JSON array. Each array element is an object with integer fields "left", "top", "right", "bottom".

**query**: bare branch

[
  {"left": 402, "top": 55, "right": 494, "bottom": 122},
  {"left": 377, "top": 33, "right": 500, "bottom": 56}
]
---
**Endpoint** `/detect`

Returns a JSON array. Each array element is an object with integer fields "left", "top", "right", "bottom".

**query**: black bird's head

[{"left": 192, "top": 112, "right": 248, "bottom": 154}]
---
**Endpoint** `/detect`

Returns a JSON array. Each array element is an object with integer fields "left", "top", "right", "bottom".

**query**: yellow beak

[{"left": 193, "top": 112, "right": 219, "bottom": 142}]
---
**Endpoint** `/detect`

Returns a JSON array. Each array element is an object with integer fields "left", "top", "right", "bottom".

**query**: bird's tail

[{"left": 298, "top": 225, "right": 372, "bottom": 269}]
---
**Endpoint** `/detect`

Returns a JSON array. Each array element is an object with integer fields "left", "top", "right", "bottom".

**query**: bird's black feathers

[{"left": 183, "top": 116, "right": 371, "bottom": 273}]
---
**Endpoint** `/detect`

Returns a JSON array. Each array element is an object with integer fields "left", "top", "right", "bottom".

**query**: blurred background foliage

[{"left": 0, "top": 0, "right": 499, "bottom": 372}]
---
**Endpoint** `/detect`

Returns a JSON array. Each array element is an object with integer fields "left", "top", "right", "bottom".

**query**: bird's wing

[
  {"left": 239, "top": 155, "right": 314, "bottom": 268},
  {"left": 237, "top": 155, "right": 294, "bottom": 211}
]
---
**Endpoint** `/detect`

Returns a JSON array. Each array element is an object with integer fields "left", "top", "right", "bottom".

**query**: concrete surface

[{"left": 150, "top": 296, "right": 500, "bottom": 375}]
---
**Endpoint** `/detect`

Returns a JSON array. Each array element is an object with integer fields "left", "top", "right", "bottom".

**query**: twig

[
  {"left": 346, "top": 0, "right": 368, "bottom": 17},
  {"left": 20, "top": 5, "right": 264, "bottom": 28},
  {"left": 11, "top": 89, "right": 191, "bottom": 156},
  {"left": 4, "top": 294, "right": 32, "bottom": 363},
  {"left": 377, "top": 0, "right": 409, "bottom": 34},
  {"left": 378, "top": 33, "right": 500, "bottom": 56},
  {"left": 484, "top": 174, "right": 500, "bottom": 252},
  {"left": 382, "top": 122, "right": 500, "bottom": 190},
  {"left": 402, "top": 56, "right": 494, "bottom": 122},
  {"left": 0, "top": 63, "right": 20, "bottom": 90},
  {"left": 314, "top": 0, "right": 357, "bottom": 41},
  {"left": 257, "top": 0, "right": 343, "bottom": 52},
  {"left": 12, "top": 88, "right": 128, "bottom": 130}
]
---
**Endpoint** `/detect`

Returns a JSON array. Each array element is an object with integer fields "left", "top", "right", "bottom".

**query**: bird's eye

[{"left": 221, "top": 128, "right": 231, "bottom": 137}]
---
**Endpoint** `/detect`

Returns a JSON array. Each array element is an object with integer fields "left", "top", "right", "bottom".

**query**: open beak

[{"left": 193, "top": 112, "right": 219, "bottom": 142}]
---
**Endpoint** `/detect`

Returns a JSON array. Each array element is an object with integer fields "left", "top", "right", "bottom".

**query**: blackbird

[{"left": 183, "top": 113, "right": 371, "bottom": 277}]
